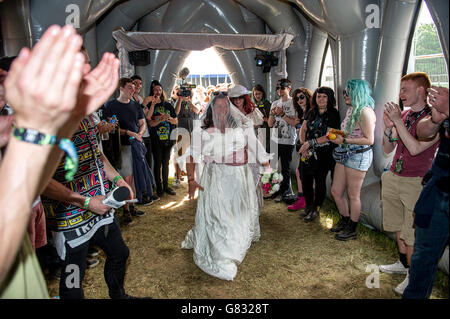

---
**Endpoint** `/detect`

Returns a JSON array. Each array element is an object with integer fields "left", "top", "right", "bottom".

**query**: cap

[{"left": 227, "top": 84, "right": 249, "bottom": 98}]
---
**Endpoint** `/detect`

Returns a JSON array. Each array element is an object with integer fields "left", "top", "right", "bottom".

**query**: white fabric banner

[{"left": 112, "top": 29, "right": 294, "bottom": 78}]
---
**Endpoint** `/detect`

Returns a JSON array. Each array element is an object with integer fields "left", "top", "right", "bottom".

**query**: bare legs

[{"left": 331, "top": 163, "right": 366, "bottom": 222}]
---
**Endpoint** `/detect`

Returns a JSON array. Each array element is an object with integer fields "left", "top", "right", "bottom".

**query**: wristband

[
  {"left": 113, "top": 175, "right": 123, "bottom": 186},
  {"left": 12, "top": 126, "right": 78, "bottom": 181},
  {"left": 83, "top": 196, "right": 91, "bottom": 210},
  {"left": 384, "top": 128, "right": 398, "bottom": 143}
]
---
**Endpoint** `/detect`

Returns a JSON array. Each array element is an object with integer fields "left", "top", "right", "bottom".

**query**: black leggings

[
  {"left": 151, "top": 140, "right": 173, "bottom": 191},
  {"left": 299, "top": 155, "right": 334, "bottom": 209}
]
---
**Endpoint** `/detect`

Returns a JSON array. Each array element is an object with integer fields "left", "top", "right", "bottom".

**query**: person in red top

[{"left": 380, "top": 72, "right": 440, "bottom": 296}]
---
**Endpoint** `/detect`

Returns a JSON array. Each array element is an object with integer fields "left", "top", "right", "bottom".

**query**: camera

[{"left": 177, "top": 83, "right": 197, "bottom": 97}]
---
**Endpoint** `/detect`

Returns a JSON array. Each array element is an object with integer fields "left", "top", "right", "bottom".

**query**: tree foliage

[{"left": 414, "top": 23, "right": 442, "bottom": 56}]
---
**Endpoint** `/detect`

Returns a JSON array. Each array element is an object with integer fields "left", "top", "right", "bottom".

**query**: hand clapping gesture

[
  {"left": 428, "top": 86, "right": 449, "bottom": 124},
  {"left": 384, "top": 102, "right": 402, "bottom": 127},
  {"left": 5, "top": 25, "right": 119, "bottom": 139}
]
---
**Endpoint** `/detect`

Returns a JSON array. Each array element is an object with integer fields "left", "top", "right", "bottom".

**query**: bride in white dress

[{"left": 180, "top": 91, "right": 272, "bottom": 281}]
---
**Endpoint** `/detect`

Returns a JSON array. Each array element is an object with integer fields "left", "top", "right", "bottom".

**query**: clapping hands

[
  {"left": 428, "top": 86, "right": 449, "bottom": 123},
  {"left": 4, "top": 24, "right": 119, "bottom": 139},
  {"left": 384, "top": 102, "right": 402, "bottom": 127}
]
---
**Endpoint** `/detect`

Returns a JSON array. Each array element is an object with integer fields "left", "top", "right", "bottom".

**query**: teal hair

[{"left": 344, "top": 79, "right": 374, "bottom": 134}]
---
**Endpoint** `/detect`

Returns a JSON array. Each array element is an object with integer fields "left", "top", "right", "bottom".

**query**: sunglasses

[
  {"left": 296, "top": 94, "right": 306, "bottom": 100},
  {"left": 276, "top": 86, "right": 287, "bottom": 90},
  {"left": 213, "top": 91, "right": 228, "bottom": 97}
]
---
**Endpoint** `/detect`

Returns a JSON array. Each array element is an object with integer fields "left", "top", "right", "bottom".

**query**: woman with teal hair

[{"left": 329, "top": 79, "right": 376, "bottom": 241}]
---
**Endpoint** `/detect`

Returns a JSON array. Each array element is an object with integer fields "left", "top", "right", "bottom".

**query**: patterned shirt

[{"left": 42, "top": 115, "right": 114, "bottom": 258}]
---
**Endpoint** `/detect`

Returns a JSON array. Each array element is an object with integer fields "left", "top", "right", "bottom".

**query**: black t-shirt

[
  {"left": 150, "top": 101, "right": 177, "bottom": 143},
  {"left": 304, "top": 107, "right": 341, "bottom": 156},
  {"left": 255, "top": 100, "right": 271, "bottom": 128},
  {"left": 103, "top": 99, "right": 145, "bottom": 145},
  {"left": 177, "top": 100, "right": 199, "bottom": 133}
]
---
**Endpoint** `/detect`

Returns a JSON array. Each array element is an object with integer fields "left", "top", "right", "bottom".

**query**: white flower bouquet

[{"left": 261, "top": 168, "right": 283, "bottom": 196}]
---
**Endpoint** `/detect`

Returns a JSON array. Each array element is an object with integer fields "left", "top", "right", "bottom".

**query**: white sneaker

[
  {"left": 379, "top": 260, "right": 408, "bottom": 275},
  {"left": 173, "top": 179, "right": 180, "bottom": 188},
  {"left": 394, "top": 270, "right": 410, "bottom": 295}
]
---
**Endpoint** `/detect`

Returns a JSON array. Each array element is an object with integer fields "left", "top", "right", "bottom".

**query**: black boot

[
  {"left": 122, "top": 210, "right": 133, "bottom": 225},
  {"left": 330, "top": 216, "right": 350, "bottom": 233},
  {"left": 304, "top": 206, "right": 319, "bottom": 222},
  {"left": 299, "top": 205, "right": 311, "bottom": 218},
  {"left": 335, "top": 219, "right": 358, "bottom": 241}
]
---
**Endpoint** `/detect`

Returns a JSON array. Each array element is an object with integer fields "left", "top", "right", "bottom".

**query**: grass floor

[{"left": 45, "top": 178, "right": 448, "bottom": 299}]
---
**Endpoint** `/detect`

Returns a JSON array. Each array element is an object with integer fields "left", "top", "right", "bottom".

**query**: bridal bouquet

[{"left": 261, "top": 168, "right": 283, "bottom": 196}]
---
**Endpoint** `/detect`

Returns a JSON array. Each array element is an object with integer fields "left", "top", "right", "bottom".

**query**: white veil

[{"left": 179, "top": 92, "right": 273, "bottom": 181}]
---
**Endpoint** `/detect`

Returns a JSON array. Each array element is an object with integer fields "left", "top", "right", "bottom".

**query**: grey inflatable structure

[{"left": 0, "top": 0, "right": 448, "bottom": 274}]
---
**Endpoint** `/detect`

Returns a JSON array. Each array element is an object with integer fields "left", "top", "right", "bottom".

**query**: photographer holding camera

[{"left": 173, "top": 84, "right": 200, "bottom": 187}]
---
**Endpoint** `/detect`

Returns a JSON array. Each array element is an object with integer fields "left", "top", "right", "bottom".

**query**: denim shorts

[{"left": 333, "top": 145, "right": 373, "bottom": 172}]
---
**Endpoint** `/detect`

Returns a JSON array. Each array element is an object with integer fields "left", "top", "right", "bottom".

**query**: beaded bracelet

[
  {"left": 384, "top": 128, "right": 398, "bottom": 143},
  {"left": 12, "top": 126, "right": 78, "bottom": 181}
]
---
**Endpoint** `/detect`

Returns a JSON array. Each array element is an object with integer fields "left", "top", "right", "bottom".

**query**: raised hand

[
  {"left": 383, "top": 110, "right": 394, "bottom": 129},
  {"left": 384, "top": 102, "right": 402, "bottom": 126},
  {"left": 74, "top": 52, "right": 120, "bottom": 119},
  {"left": 4, "top": 25, "right": 85, "bottom": 136},
  {"left": 428, "top": 86, "right": 449, "bottom": 118}
]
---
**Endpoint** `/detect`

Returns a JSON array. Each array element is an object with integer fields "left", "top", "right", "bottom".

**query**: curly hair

[
  {"left": 292, "top": 87, "right": 313, "bottom": 121},
  {"left": 230, "top": 94, "right": 255, "bottom": 115},
  {"left": 149, "top": 81, "right": 167, "bottom": 103}
]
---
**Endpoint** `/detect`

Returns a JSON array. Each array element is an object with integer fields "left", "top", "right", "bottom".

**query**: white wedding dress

[{"left": 181, "top": 123, "right": 270, "bottom": 281}]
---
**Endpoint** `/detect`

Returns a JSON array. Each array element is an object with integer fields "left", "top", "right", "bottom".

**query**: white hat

[{"left": 227, "top": 84, "right": 249, "bottom": 98}]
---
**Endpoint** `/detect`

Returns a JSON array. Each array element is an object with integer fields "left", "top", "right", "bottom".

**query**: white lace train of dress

[{"left": 181, "top": 162, "right": 260, "bottom": 281}]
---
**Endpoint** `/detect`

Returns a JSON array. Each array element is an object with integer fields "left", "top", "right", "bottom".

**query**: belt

[
  {"left": 336, "top": 146, "right": 372, "bottom": 154},
  {"left": 353, "top": 146, "right": 372, "bottom": 154}
]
